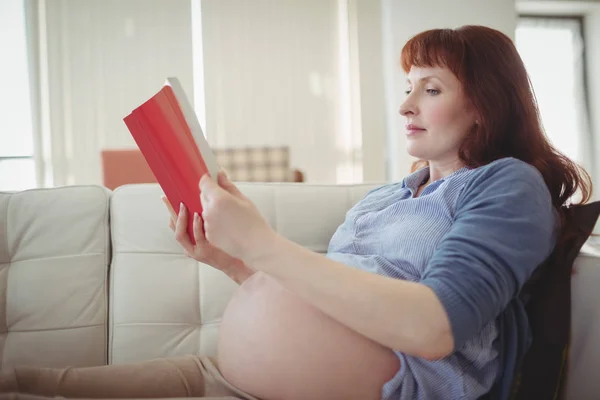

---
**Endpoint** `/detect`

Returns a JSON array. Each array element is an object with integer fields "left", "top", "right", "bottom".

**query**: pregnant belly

[{"left": 216, "top": 272, "right": 400, "bottom": 400}]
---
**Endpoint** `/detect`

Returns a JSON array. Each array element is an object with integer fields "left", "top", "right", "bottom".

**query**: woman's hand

[
  {"left": 162, "top": 195, "right": 255, "bottom": 285},
  {"left": 199, "top": 172, "right": 279, "bottom": 266}
]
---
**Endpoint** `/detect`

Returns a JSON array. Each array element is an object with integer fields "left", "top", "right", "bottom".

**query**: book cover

[{"left": 123, "top": 77, "right": 219, "bottom": 244}]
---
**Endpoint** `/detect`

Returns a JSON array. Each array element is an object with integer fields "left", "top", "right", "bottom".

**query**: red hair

[{"left": 401, "top": 25, "right": 592, "bottom": 238}]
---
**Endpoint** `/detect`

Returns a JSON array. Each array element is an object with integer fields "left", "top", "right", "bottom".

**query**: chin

[{"left": 405, "top": 142, "right": 429, "bottom": 160}]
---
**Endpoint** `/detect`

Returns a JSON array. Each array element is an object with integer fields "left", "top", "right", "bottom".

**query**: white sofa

[{"left": 1, "top": 183, "right": 599, "bottom": 399}]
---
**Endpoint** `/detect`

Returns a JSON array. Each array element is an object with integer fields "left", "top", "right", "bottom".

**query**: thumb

[
  {"left": 217, "top": 171, "right": 245, "bottom": 199},
  {"left": 199, "top": 173, "right": 222, "bottom": 198}
]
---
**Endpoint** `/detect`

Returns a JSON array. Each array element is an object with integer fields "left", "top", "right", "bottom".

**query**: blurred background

[{"left": 1, "top": 0, "right": 599, "bottom": 195}]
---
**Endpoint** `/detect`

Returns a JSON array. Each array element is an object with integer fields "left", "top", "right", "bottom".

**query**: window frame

[
  {"left": 518, "top": 14, "right": 590, "bottom": 115},
  {"left": 516, "top": 14, "right": 594, "bottom": 174}
]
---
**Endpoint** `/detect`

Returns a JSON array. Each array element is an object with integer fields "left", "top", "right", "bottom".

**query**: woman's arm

[{"left": 250, "top": 234, "right": 454, "bottom": 359}]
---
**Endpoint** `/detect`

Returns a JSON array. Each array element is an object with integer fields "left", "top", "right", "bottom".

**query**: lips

[{"left": 405, "top": 124, "right": 426, "bottom": 136}]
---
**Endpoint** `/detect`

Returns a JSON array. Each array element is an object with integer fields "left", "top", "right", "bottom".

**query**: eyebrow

[{"left": 406, "top": 75, "right": 441, "bottom": 84}]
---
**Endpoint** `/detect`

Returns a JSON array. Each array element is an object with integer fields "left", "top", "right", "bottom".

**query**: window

[
  {"left": 515, "top": 17, "right": 591, "bottom": 168},
  {"left": 0, "top": 0, "right": 37, "bottom": 191}
]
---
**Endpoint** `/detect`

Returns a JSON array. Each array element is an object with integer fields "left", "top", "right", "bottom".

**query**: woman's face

[{"left": 399, "top": 66, "right": 477, "bottom": 164}]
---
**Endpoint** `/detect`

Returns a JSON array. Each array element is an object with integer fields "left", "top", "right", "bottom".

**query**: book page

[{"left": 166, "top": 77, "right": 220, "bottom": 179}]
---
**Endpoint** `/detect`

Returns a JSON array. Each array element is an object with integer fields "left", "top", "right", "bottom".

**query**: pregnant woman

[{"left": 0, "top": 24, "right": 592, "bottom": 400}]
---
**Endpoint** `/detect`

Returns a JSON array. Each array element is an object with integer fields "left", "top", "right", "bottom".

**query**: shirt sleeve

[{"left": 420, "top": 159, "right": 558, "bottom": 350}]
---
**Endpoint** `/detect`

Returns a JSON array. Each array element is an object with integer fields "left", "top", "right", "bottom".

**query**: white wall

[
  {"left": 200, "top": 0, "right": 365, "bottom": 184},
  {"left": 350, "top": 0, "right": 387, "bottom": 183},
  {"left": 382, "top": 0, "right": 518, "bottom": 181},
  {"left": 37, "top": 0, "right": 193, "bottom": 186}
]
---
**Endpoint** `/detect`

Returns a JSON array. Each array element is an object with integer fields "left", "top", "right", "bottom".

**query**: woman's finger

[
  {"left": 174, "top": 203, "right": 195, "bottom": 254},
  {"left": 163, "top": 197, "right": 177, "bottom": 232},
  {"left": 162, "top": 196, "right": 177, "bottom": 219},
  {"left": 161, "top": 195, "right": 170, "bottom": 209},
  {"left": 200, "top": 191, "right": 210, "bottom": 208},
  {"left": 218, "top": 171, "right": 245, "bottom": 199},
  {"left": 193, "top": 212, "right": 206, "bottom": 244}
]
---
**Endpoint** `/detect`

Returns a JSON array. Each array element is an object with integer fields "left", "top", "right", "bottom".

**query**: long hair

[{"left": 401, "top": 25, "right": 592, "bottom": 241}]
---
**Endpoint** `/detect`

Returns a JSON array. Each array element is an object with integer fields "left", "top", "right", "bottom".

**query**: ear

[
  {"left": 471, "top": 109, "right": 482, "bottom": 127},
  {"left": 470, "top": 112, "right": 482, "bottom": 134}
]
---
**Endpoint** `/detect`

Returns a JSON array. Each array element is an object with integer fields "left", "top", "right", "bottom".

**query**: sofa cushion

[
  {"left": 0, "top": 186, "right": 110, "bottom": 369},
  {"left": 567, "top": 244, "right": 600, "bottom": 399}
]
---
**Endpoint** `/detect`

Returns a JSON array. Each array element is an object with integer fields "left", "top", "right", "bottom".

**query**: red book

[{"left": 123, "top": 77, "right": 219, "bottom": 244}]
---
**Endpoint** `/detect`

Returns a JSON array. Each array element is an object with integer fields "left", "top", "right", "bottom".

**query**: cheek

[
  {"left": 426, "top": 100, "right": 472, "bottom": 138},
  {"left": 425, "top": 101, "right": 456, "bottom": 127}
]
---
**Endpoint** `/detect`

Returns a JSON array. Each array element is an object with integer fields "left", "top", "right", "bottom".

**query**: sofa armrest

[{"left": 0, "top": 186, "right": 111, "bottom": 369}]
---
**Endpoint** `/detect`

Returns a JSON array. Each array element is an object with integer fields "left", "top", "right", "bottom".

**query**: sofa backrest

[
  {"left": 108, "top": 182, "right": 377, "bottom": 364},
  {"left": 0, "top": 186, "right": 111, "bottom": 369}
]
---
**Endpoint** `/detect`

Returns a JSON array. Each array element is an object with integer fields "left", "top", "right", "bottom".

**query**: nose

[{"left": 399, "top": 94, "right": 416, "bottom": 116}]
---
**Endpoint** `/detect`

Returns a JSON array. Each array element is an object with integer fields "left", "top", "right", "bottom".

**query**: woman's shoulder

[
  {"left": 466, "top": 157, "right": 548, "bottom": 193},
  {"left": 473, "top": 157, "right": 544, "bottom": 182},
  {"left": 459, "top": 157, "right": 552, "bottom": 208}
]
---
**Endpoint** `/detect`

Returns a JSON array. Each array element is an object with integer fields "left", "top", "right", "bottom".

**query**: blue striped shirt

[{"left": 325, "top": 157, "right": 557, "bottom": 400}]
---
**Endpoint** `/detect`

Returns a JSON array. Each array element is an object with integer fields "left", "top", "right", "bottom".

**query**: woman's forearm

[
  {"left": 228, "top": 264, "right": 255, "bottom": 285},
  {"left": 247, "top": 234, "right": 454, "bottom": 359},
  {"left": 220, "top": 259, "right": 255, "bottom": 285}
]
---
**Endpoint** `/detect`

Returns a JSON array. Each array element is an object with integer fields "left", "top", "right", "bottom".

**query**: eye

[
  {"left": 426, "top": 89, "right": 440, "bottom": 95},
  {"left": 404, "top": 89, "right": 412, "bottom": 95}
]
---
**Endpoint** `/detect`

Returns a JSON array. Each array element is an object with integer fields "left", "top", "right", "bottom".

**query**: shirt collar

[
  {"left": 401, "top": 165, "right": 470, "bottom": 191},
  {"left": 402, "top": 167, "right": 430, "bottom": 191}
]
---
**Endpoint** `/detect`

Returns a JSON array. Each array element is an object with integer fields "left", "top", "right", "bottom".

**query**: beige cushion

[
  {"left": 214, "top": 146, "right": 292, "bottom": 182},
  {"left": 108, "top": 182, "right": 377, "bottom": 364},
  {"left": 566, "top": 246, "right": 600, "bottom": 399},
  {"left": 0, "top": 186, "right": 110, "bottom": 368}
]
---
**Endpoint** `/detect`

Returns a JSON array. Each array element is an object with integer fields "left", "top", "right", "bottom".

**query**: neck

[{"left": 427, "top": 158, "right": 464, "bottom": 183}]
